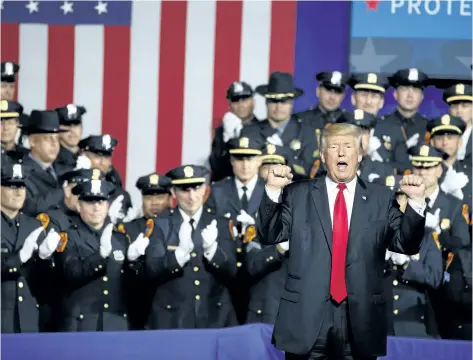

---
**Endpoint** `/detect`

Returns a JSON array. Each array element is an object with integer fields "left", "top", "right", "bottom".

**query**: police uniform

[
  {"left": 78, "top": 134, "right": 133, "bottom": 222},
  {"left": 1, "top": 163, "right": 46, "bottom": 333},
  {"left": 429, "top": 115, "right": 472, "bottom": 204},
  {"left": 351, "top": 73, "right": 410, "bottom": 173},
  {"left": 295, "top": 71, "right": 348, "bottom": 130},
  {"left": 21, "top": 111, "right": 69, "bottom": 216},
  {"left": 443, "top": 83, "right": 473, "bottom": 164},
  {"left": 55, "top": 179, "right": 131, "bottom": 332},
  {"left": 1, "top": 61, "right": 19, "bottom": 84},
  {"left": 123, "top": 173, "right": 172, "bottom": 330},
  {"left": 241, "top": 72, "right": 318, "bottom": 180},
  {"left": 209, "top": 81, "right": 259, "bottom": 182},
  {"left": 54, "top": 104, "right": 87, "bottom": 176},
  {"left": 139, "top": 165, "right": 238, "bottom": 329},
  {"left": 385, "top": 69, "right": 430, "bottom": 158},
  {"left": 1, "top": 100, "right": 29, "bottom": 163}
]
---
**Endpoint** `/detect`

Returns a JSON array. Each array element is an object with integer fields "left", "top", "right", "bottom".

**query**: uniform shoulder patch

[
  {"left": 203, "top": 185, "right": 211, "bottom": 203},
  {"left": 36, "top": 213, "right": 50, "bottom": 230},
  {"left": 462, "top": 204, "right": 470, "bottom": 224},
  {"left": 293, "top": 164, "right": 306, "bottom": 176},
  {"left": 57, "top": 232, "right": 68, "bottom": 253},
  {"left": 116, "top": 223, "right": 127, "bottom": 234},
  {"left": 228, "top": 219, "right": 235, "bottom": 240},
  {"left": 310, "top": 159, "right": 320, "bottom": 179},
  {"left": 424, "top": 131, "right": 431, "bottom": 144},
  {"left": 243, "top": 225, "right": 257, "bottom": 243},
  {"left": 431, "top": 232, "right": 441, "bottom": 250},
  {"left": 144, "top": 218, "right": 154, "bottom": 238},
  {"left": 446, "top": 252, "right": 454, "bottom": 270},
  {"left": 403, "top": 169, "right": 412, "bottom": 175}
]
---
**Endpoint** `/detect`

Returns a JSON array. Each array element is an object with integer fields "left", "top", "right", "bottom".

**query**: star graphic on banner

[
  {"left": 365, "top": 0, "right": 380, "bottom": 11},
  {"left": 60, "top": 1, "right": 73, "bottom": 15},
  {"left": 456, "top": 56, "right": 472, "bottom": 70},
  {"left": 351, "top": 38, "right": 397, "bottom": 73},
  {"left": 26, "top": 0, "right": 39, "bottom": 14},
  {"left": 95, "top": 1, "right": 108, "bottom": 15}
]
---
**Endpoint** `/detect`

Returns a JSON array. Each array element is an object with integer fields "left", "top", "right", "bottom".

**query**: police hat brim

[
  {"left": 78, "top": 194, "right": 110, "bottom": 202},
  {"left": 142, "top": 188, "right": 171, "bottom": 196},
  {"left": 1, "top": 179, "right": 26, "bottom": 187},
  {"left": 24, "top": 127, "right": 68, "bottom": 134},
  {"left": 1, "top": 75, "right": 16, "bottom": 83},
  {"left": 255, "top": 85, "right": 304, "bottom": 100}
]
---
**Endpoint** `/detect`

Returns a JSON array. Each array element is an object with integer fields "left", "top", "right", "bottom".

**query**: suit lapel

[
  {"left": 24, "top": 157, "right": 58, "bottom": 187},
  {"left": 310, "top": 176, "right": 333, "bottom": 252},
  {"left": 15, "top": 214, "right": 29, "bottom": 251},
  {"left": 228, "top": 179, "right": 242, "bottom": 214},
  {"left": 466, "top": 132, "right": 472, "bottom": 158},
  {"left": 167, "top": 211, "right": 183, "bottom": 248},
  {"left": 247, "top": 177, "right": 265, "bottom": 216},
  {"left": 194, "top": 210, "right": 211, "bottom": 250},
  {"left": 281, "top": 118, "right": 300, "bottom": 145},
  {"left": 348, "top": 178, "right": 369, "bottom": 248}
]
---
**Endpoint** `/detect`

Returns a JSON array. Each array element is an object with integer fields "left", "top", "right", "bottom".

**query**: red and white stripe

[{"left": 1, "top": 0, "right": 297, "bottom": 206}]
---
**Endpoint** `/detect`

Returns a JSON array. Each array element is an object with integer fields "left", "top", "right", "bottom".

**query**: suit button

[
  {"left": 18, "top": 296, "right": 23, "bottom": 302},
  {"left": 103, "top": 290, "right": 109, "bottom": 295},
  {"left": 191, "top": 252, "right": 197, "bottom": 258},
  {"left": 193, "top": 266, "right": 199, "bottom": 272},
  {"left": 393, "top": 309, "right": 398, "bottom": 315},
  {"left": 103, "top": 276, "right": 108, "bottom": 282},
  {"left": 195, "top": 295, "right": 201, "bottom": 300},
  {"left": 257, "top": 309, "right": 262, "bottom": 315},
  {"left": 18, "top": 282, "right": 24, "bottom": 288},
  {"left": 104, "top": 303, "right": 109, "bottom": 309},
  {"left": 194, "top": 280, "right": 200, "bottom": 286},
  {"left": 393, "top": 280, "right": 398, "bottom": 286},
  {"left": 79, "top": 314, "right": 84, "bottom": 319},
  {"left": 394, "top": 295, "right": 399, "bottom": 300}
]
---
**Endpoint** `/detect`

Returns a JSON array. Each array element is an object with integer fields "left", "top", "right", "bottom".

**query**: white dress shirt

[
  {"left": 235, "top": 175, "right": 259, "bottom": 201},
  {"left": 426, "top": 186, "right": 440, "bottom": 209}
]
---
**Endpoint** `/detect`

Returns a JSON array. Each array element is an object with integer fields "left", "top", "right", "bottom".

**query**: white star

[
  {"left": 456, "top": 56, "right": 472, "bottom": 71},
  {"left": 60, "top": 1, "right": 73, "bottom": 15},
  {"left": 26, "top": 0, "right": 39, "bottom": 14},
  {"left": 94, "top": 1, "right": 107, "bottom": 15},
  {"left": 351, "top": 38, "right": 397, "bottom": 73}
]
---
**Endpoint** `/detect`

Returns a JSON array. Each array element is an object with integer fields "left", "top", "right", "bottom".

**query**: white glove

[
  {"left": 75, "top": 155, "right": 92, "bottom": 170},
  {"left": 278, "top": 241, "right": 289, "bottom": 252},
  {"left": 19, "top": 227, "right": 43, "bottom": 263},
  {"left": 236, "top": 210, "right": 255, "bottom": 233},
  {"left": 127, "top": 233, "right": 150, "bottom": 261},
  {"left": 367, "top": 134, "right": 382, "bottom": 155},
  {"left": 202, "top": 220, "right": 218, "bottom": 250},
  {"left": 406, "top": 133, "right": 419, "bottom": 148},
  {"left": 440, "top": 170, "right": 469, "bottom": 200},
  {"left": 266, "top": 133, "right": 284, "bottom": 147},
  {"left": 426, "top": 208, "right": 441, "bottom": 231},
  {"left": 108, "top": 195, "right": 125, "bottom": 224},
  {"left": 368, "top": 173, "right": 380, "bottom": 183},
  {"left": 38, "top": 229, "right": 61, "bottom": 260},
  {"left": 175, "top": 221, "right": 194, "bottom": 267},
  {"left": 385, "top": 250, "right": 394, "bottom": 261},
  {"left": 222, "top": 112, "right": 243, "bottom": 143},
  {"left": 391, "top": 252, "right": 410, "bottom": 266},
  {"left": 369, "top": 151, "right": 384, "bottom": 163},
  {"left": 122, "top": 206, "right": 141, "bottom": 223},
  {"left": 99, "top": 223, "right": 114, "bottom": 258}
]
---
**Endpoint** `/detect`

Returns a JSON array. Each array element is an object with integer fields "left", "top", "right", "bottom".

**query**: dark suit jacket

[{"left": 257, "top": 175, "right": 425, "bottom": 356}]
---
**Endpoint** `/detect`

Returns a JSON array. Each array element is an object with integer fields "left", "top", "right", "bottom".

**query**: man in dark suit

[{"left": 257, "top": 123, "right": 427, "bottom": 359}]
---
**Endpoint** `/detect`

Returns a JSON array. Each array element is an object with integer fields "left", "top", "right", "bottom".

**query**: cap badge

[
  {"left": 239, "top": 137, "right": 249, "bottom": 148},
  {"left": 456, "top": 84, "right": 465, "bottom": 95},
  {"left": 91, "top": 168, "right": 101, "bottom": 180},
  {"left": 66, "top": 104, "right": 78, "bottom": 120},
  {"left": 367, "top": 73, "right": 377, "bottom": 84},
  {"left": 441, "top": 114, "right": 450, "bottom": 125},
  {"left": 354, "top": 109, "right": 364, "bottom": 120},
  {"left": 102, "top": 134, "right": 111, "bottom": 150},
  {"left": 149, "top": 174, "right": 159, "bottom": 185},
  {"left": 233, "top": 82, "right": 244, "bottom": 93},
  {"left": 12, "top": 164, "right": 22, "bottom": 179},
  {"left": 330, "top": 71, "right": 342, "bottom": 86},
  {"left": 0, "top": 100, "right": 8, "bottom": 111},
  {"left": 183, "top": 166, "right": 194, "bottom": 178},
  {"left": 419, "top": 145, "right": 429, "bottom": 157},
  {"left": 90, "top": 179, "right": 102, "bottom": 195},
  {"left": 5, "top": 62, "right": 13, "bottom": 76},
  {"left": 408, "top": 68, "right": 419, "bottom": 82},
  {"left": 385, "top": 175, "right": 395, "bottom": 187}
]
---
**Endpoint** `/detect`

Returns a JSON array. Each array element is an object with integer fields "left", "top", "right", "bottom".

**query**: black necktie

[
  {"left": 241, "top": 186, "right": 249, "bottom": 212},
  {"left": 46, "top": 166, "right": 57, "bottom": 181},
  {"left": 189, "top": 218, "right": 196, "bottom": 237},
  {"left": 425, "top": 197, "right": 431, "bottom": 210}
]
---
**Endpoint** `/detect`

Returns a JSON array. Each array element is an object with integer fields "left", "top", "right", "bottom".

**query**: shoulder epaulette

[
  {"left": 116, "top": 223, "right": 127, "bottom": 234},
  {"left": 36, "top": 213, "right": 50, "bottom": 230},
  {"left": 243, "top": 225, "right": 256, "bottom": 243},
  {"left": 432, "top": 232, "right": 441, "bottom": 250}
]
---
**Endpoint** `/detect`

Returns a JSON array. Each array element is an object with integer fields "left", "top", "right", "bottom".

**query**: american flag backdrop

[{"left": 1, "top": 0, "right": 298, "bottom": 205}]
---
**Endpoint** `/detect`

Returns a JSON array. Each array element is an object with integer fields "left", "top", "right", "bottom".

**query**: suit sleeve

[
  {"left": 204, "top": 221, "right": 238, "bottom": 279},
  {"left": 257, "top": 186, "right": 293, "bottom": 246},
  {"left": 387, "top": 193, "right": 426, "bottom": 255},
  {"left": 209, "top": 127, "right": 230, "bottom": 182},
  {"left": 245, "top": 240, "right": 285, "bottom": 277},
  {"left": 23, "top": 184, "right": 65, "bottom": 216}
]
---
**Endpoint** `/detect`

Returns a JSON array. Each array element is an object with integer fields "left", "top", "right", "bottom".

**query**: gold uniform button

[
  {"left": 121, "top": 269, "right": 124, "bottom": 274},
  {"left": 18, "top": 282, "right": 24, "bottom": 288},
  {"left": 18, "top": 296, "right": 23, "bottom": 302},
  {"left": 123, "top": 313, "right": 127, "bottom": 318},
  {"left": 79, "top": 314, "right": 84, "bottom": 319},
  {"left": 194, "top": 280, "right": 200, "bottom": 286},
  {"left": 195, "top": 295, "right": 200, "bottom": 300},
  {"left": 103, "top": 290, "right": 109, "bottom": 295},
  {"left": 393, "top": 265, "right": 398, "bottom": 270},
  {"left": 420, "top": 316, "right": 424, "bottom": 320},
  {"left": 193, "top": 266, "right": 199, "bottom": 272},
  {"left": 237, "top": 262, "right": 242, "bottom": 268},
  {"left": 94, "top": 268, "right": 98, "bottom": 272},
  {"left": 393, "top": 309, "right": 398, "bottom": 315},
  {"left": 13, "top": 268, "right": 17, "bottom": 272},
  {"left": 104, "top": 303, "right": 109, "bottom": 309},
  {"left": 9, "top": 268, "right": 13, "bottom": 273},
  {"left": 98, "top": 265, "right": 103, "bottom": 269},
  {"left": 166, "top": 305, "right": 171, "bottom": 309},
  {"left": 393, "top": 280, "right": 398, "bottom": 286},
  {"left": 394, "top": 295, "right": 399, "bottom": 300},
  {"left": 257, "top": 309, "right": 262, "bottom": 315},
  {"left": 36, "top": 304, "right": 39, "bottom": 308},
  {"left": 269, "top": 256, "right": 274, "bottom": 260},
  {"left": 191, "top": 252, "right": 197, "bottom": 258},
  {"left": 103, "top": 276, "right": 108, "bottom": 282},
  {"left": 237, "top": 248, "right": 242, "bottom": 253}
]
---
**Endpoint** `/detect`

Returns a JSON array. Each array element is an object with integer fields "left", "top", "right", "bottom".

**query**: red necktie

[{"left": 330, "top": 183, "right": 348, "bottom": 303}]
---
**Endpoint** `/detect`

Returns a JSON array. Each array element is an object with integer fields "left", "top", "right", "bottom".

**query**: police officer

[
  {"left": 1, "top": 100, "right": 28, "bottom": 163},
  {"left": 1, "top": 61, "right": 19, "bottom": 101},
  {"left": 21, "top": 110, "right": 68, "bottom": 215},
  {"left": 55, "top": 179, "right": 131, "bottom": 332},
  {"left": 428, "top": 115, "right": 471, "bottom": 203},
  {"left": 296, "top": 71, "right": 347, "bottom": 130},
  {"left": 442, "top": 83, "right": 472, "bottom": 169},
  {"left": 385, "top": 187, "right": 443, "bottom": 338},
  {"left": 131, "top": 165, "right": 238, "bottom": 329},
  {"left": 1, "top": 163, "right": 47, "bottom": 333},
  {"left": 54, "top": 104, "right": 86, "bottom": 175},
  {"left": 386, "top": 68, "right": 430, "bottom": 152},
  {"left": 78, "top": 134, "right": 134, "bottom": 224},
  {"left": 209, "top": 81, "right": 259, "bottom": 182},
  {"left": 350, "top": 73, "right": 410, "bottom": 173},
  {"left": 241, "top": 72, "right": 318, "bottom": 180}
]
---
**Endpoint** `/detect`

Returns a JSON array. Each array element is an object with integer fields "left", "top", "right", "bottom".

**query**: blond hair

[{"left": 320, "top": 123, "right": 363, "bottom": 153}]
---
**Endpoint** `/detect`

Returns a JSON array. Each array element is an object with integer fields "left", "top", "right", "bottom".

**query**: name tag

[{"left": 113, "top": 250, "right": 125, "bottom": 261}]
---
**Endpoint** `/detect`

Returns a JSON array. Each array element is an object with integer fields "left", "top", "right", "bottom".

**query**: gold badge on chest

[{"left": 290, "top": 139, "right": 301, "bottom": 151}]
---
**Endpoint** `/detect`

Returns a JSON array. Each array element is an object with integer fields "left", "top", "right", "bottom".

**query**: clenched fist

[
  {"left": 266, "top": 164, "right": 293, "bottom": 191},
  {"left": 399, "top": 174, "right": 425, "bottom": 204}
]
